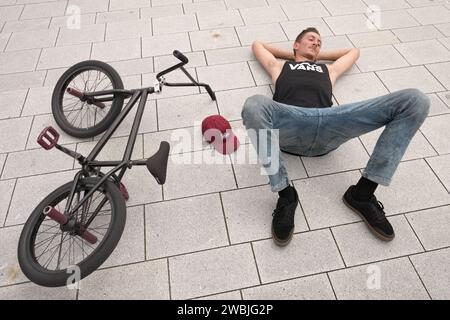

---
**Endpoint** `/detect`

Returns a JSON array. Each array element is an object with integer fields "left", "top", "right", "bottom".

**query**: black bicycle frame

[
  {"left": 63, "top": 87, "right": 151, "bottom": 219},
  {"left": 61, "top": 63, "right": 215, "bottom": 226}
]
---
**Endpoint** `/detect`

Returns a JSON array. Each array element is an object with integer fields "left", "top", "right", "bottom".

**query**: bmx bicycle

[{"left": 17, "top": 50, "right": 216, "bottom": 287}]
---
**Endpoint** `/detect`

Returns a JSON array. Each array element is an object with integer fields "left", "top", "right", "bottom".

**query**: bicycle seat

[{"left": 146, "top": 141, "right": 170, "bottom": 185}]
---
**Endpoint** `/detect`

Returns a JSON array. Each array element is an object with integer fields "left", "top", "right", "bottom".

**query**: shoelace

[
  {"left": 272, "top": 199, "right": 289, "bottom": 218},
  {"left": 272, "top": 207, "right": 282, "bottom": 217},
  {"left": 370, "top": 199, "right": 386, "bottom": 223}
]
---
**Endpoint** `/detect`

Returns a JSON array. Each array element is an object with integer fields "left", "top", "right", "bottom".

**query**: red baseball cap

[{"left": 201, "top": 115, "right": 240, "bottom": 154}]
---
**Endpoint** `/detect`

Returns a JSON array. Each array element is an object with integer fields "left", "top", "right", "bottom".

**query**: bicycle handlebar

[
  {"left": 204, "top": 85, "right": 216, "bottom": 101},
  {"left": 173, "top": 50, "right": 189, "bottom": 64},
  {"left": 155, "top": 50, "right": 216, "bottom": 101},
  {"left": 85, "top": 50, "right": 216, "bottom": 101}
]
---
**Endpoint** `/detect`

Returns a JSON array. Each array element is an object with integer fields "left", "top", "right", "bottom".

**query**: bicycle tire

[
  {"left": 52, "top": 60, "right": 124, "bottom": 138},
  {"left": 17, "top": 177, "right": 126, "bottom": 287}
]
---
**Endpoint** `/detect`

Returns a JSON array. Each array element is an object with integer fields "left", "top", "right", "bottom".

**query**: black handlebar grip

[
  {"left": 205, "top": 85, "right": 216, "bottom": 101},
  {"left": 173, "top": 50, "right": 188, "bottom": 64}
]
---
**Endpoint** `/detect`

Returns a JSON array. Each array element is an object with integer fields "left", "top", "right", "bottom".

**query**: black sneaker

[
  {"left": 343, "top": 185, "right": 395, "bottom": 241},
  {"left": 272, "top": 187, "right": 298, "bottom": 246}
]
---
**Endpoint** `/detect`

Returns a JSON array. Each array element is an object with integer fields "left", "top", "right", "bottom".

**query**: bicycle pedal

[{"left": 37, "top": 126, "right": 60, "bottom": 150}]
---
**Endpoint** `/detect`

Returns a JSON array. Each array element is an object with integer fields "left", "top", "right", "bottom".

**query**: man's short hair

[{"left": 293, "top": 27, "right": 321, "bottom": 57}]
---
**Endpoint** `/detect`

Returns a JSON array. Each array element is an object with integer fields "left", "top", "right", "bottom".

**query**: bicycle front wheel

[
  {"left": 52, "top": 60, "right": 124, "bottom": 138},
  {"left": 17, "top": 177, "right": 126, "bottom": 287}
]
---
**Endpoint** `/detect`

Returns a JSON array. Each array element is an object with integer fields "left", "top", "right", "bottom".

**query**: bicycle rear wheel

[
  {"left": 18, "top": 177, "right": 126, "bottom": 287},
  {"left": 52, "top": 60, "right": 124, "bottom": 138}
]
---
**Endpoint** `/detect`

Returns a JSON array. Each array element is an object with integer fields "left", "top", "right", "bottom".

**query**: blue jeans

[{"left": 241, "top": 88, "right": 430, "bottom": 192}]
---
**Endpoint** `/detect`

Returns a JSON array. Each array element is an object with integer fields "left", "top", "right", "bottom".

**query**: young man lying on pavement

[{"left": 242, "top": 27, "right": 430, "bottom": 246}]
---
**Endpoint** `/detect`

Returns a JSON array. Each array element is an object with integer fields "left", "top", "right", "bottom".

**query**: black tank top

[{"left": 273, "top": 61, "right": 333, "bottom": 108}]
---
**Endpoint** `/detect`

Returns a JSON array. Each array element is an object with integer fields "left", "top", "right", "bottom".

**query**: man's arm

[
  {"left": 322, "top": 48, "right": 360, "bottom": 85},
  {"left": 252, "top": 41, "right": 286, "bottom": 82},
  {"left": 317, "top": 48, "right": 354, "bottom": 62},
  {"left": 253, "top": 41, "right": 295, "bottom": 61}
]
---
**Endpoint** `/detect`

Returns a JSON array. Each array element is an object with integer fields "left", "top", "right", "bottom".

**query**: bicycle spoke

[
  {"left": 36, "top": 232, "right": 69, "bottom": 260},
  {"left": 72, "top": 236, "right": 91, "bottom": 261},
  {"left": 39, "top": 222, "right": 61, "bottom": 234},
  {"left": 38, "top": 233, "right": 71, "bottom": 267},
  {"left": 34, "top": 232, "right": 62, "bottom": 249}
]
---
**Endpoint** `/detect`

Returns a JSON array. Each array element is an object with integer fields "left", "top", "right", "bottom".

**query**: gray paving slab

[
  {"left": 2, "top": 147, "right": 75, "bottom": 180},
  {"left": 0, "top": 71, "right": 45, "bottom": 92},
  {"left": 426, "top": 62, "right": 450, "bottom": 90},
  {"left": 145, "top": 193, "right": 228, "bottom": 259},
  {"left": 6, "top": 170, "right": 77, "bottom": 226},
  {"left": 366, "top": 159, "right": 450, "bottom": 216},
  {"left": 157, "top": 93, "right": 218, "bottom": 131},
  {"left": 109, "top": 0, "right": 150, "bottom": 12},
  {"left": 96, "top": 9, "right": 139, "bottom": 24},
  {"left": 420, "top": 114, "right": 450, "bottom": 154},
  {"left": 163, "top": 149, "right": 236, "bottom": 200},
  {"left": 184, "top": 1, "right": 227, "bottom": 15},
  {"left": 392, "top": 25, "right": 446, "bottom": 42},
  {"left": 394, "top": 40, "right": 450, "bottom": 65},
  {"left": 197, "top": 9, "right": 244, "bottom": 30},
  {"left": 348, "top": 31, "right": 400, "bottom": 48},
  {"left": 190, "top": 27, "right": 241, "bottom": 51},
  {"left": 57, "top": 24, "right": 106, "bottom": 47},
  {"left": 21, "top": 2, "right": 66, "bottom": 20},
  {"left": 293, "top": 170, "right": 363, "bottom": 230},
  {"left": 356, "top": 45, "right": 409, "bottom": 72},
  {"left": 427, "top": 93, "right": 450, "bottom": 116},
  {"left": 6, "top": 28, "right": 58, "bottom": 51},
  {"left": 21, "top": 86, "right": 53, "bottom": 116},
  {"left": 221, "top": 184, "right": 308, "bottom": 244},
  {"left": 377, "top": 66, "right": 445, "bottom": 93},
  {"left": 0, "top": 179, "right": 15, "bottom": 226},
  {"left": 407, "top": 5, "right": 450, "bottom": 25},
  {"left": 425, "top": 154, "right": 450, "bottom": 192},
  {"left": 240, "top": 5, "right": 288, "bottom": 25},
  {"left": 100, "top": 206, "right": 146, "bottom": 269},
  {"left": 91, "top": 38, "right": 141, "bottom": 62},
  {"left": 331, "top": 215, "right": 424, "bottom": 267},
  {"left": 169, "top": 244, "right": 259, "bottom": 299},
  {"left": 333, "top": 72, "right": 389, "bottom": 104},
  {"left": 2, "top": 18, "right": 50, "bottom": 33},
  {"left": 140, "top": 4, "right": 183, "bottom": 20},
  {"left": 216, "top": 86, "right": 272, "bottom": 121},
  {"left": 300, "top": 138, "right": 370, "bottom": 177},
  {"left": 252, "top": 229, "right": 344, "bottom": 283},
  {"left": 153, "top": 14, "right": 198, "bottom": 36},
  {"left": 0, "top": 49, "right": 41, "bottom": 74},
  {"left": 410, "top": 248, "right": 450, "bottom": 300},
  {"left": 329, "top": 257, "right": 429, "bottom": 300},
  {"left": 324, "top": 14, "right": 377, "bottom": 35},
  {"left": 37, "top": 44, "right": 91, "bottom": 70},
  {"left": 242, "top": 273, "right": 336, "bottom": 300},
  {"left": 197, "top": 62, "right": 256, "bottom": 91},
  {"left": 406, "top": 206, "right": 450, "bottom": 251},
  {"left": 0, "top": 225, "right": 29, "bottom": 286},
  {"left": 0, "top": 116, "right": 33, "bottom": 153},
  {"left": 78, "top": 259, "right": 169, "bottom": 300}
]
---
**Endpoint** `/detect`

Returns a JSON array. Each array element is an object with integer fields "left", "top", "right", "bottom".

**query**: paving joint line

[{"left": 407, "top": 255, "right": 433, "bottom": 300}]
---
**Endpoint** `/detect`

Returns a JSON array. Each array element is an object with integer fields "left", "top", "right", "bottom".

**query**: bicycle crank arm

[{"left": 43, "top": 206, "right": 97, "bottom": 244}]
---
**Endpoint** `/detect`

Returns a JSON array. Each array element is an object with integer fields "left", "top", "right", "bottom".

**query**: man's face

[{"left": 293, "top": 32, "right": 322, "bottom": 61}]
